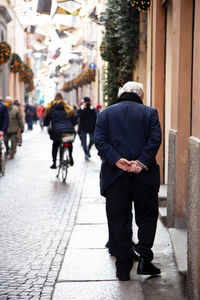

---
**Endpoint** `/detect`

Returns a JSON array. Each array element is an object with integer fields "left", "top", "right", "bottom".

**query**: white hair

[
  {"left": 5, "top": 96, "right": 13, "bottom": 102},
  {"left": 118, "top": 81, "right": 144, "bottom": 99}
]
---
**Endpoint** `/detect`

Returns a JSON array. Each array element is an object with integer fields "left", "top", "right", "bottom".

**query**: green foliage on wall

[{"left": 101, "top": 0, "right": 139, "bottom": 105}]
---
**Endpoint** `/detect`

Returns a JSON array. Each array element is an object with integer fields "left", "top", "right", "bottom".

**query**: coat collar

[{"left": 117, "top": 92, "right": 143, "bottom": 104}]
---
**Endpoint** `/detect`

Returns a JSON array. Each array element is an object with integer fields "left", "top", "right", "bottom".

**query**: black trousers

[
  {"left": 105, "top": 173, "right": 158, "bottom": 272},
  {"left": 52, "top": 133, "right": 73, "bottom": 163}
]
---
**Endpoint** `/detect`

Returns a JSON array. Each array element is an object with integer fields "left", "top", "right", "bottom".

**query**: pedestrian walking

[
  {"left": 32, "top": 104, "right": 38, "bottom": 124},
  {"left": 0, "top": 99, "right": 9, "bottom": 134},
  {"left": 13, "top": 99, "right": 23, "bottom": 148},
  {"left": 37, "top": 102, "right": 46, "bottom": 130},
  {"left": 44, "top": 92, "right": 77, "bottom": 169},
  {"left": 25, "top": 103, "right": 34, "bottom": 130},
  {"left": 77, "top": 97, "right": 97, "bottom": 160},
  {"left": 96, "top": 103, "right": 102, "bottom": 113},
  {"left": 4, "top": 96, "right": 24, "bottom": 159},
  {"left": 94, "top": 81, "right": 162, "bottom": 281}
]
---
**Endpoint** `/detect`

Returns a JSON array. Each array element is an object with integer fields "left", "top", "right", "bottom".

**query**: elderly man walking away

[
  {"left": 4, "top": 96, "right": 24, "bottom": 159},
  {"left": 94, "top": 81, "right": 162, "bottom": 281}
]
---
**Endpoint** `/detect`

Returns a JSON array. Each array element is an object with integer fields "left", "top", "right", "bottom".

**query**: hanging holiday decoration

[
  {"left": 10, "top": 53, "right": 22, "bottom": 73},
  {"left": 37, "top": 0, "right": 52, "bottom": 15},
  {"left": 62, "top": 68, "right": 95, "bottom": 92},
  {"left": 27, "top": 79, "right": 35, "bottom": 92},
  {"left": 129, "top": 0, "right": 151, "bottom": 11},
  {"left": 0, "top": 42, "right": 11, "bottom": 65},
  {"left": 19, "top": 63, "right": 34, "bottom": 84}
]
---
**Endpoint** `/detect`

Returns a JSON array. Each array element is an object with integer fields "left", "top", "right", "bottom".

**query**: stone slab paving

[
  {"left": 0, "top": 127, "right": 88, "bottom": 300},
  {"left": 53, "top": 151, "right": 186, "bottom": 300},
  {"left": 169, "top": 228, "right": 187, "bottom": 274},
  {"left": 53, "top": 281, "right": 144, "bottom": 300}
]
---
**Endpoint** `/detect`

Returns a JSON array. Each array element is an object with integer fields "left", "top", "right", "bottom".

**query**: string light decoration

[
  {"left": 10, "top": 53, "right": 22, "bottom": 73},
  {"left": 0, "top": 42, "right": 11, "bottom": 65},
  {"left": 129, "top": 0, "right": 151, "bottom": 11}
]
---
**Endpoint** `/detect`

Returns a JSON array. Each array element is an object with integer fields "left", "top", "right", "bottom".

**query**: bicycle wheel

[
  {"left": 57, "top": 146, "right": 63, "bottom": 179},
  {"left": 61, "top": 148, "right": 70, "bottom": 182}
]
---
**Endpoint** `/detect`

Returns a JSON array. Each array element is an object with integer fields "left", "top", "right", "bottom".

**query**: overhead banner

[
  {"left": 37, "top": 0, "right": 52, "bottom": 15},
  {"left": 54, "top": 6, "right": 70, "bottom": 15},
  {"left": 57, "top": 0, "right": 82, "bottom": 3}
]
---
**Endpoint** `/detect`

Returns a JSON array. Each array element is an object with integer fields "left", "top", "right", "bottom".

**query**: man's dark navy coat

[{"left": 94, "top": 93, "right": 162, "bottom": 196}]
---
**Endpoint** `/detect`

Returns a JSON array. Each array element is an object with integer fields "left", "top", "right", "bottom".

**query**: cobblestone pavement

[{"left": 0, "top": 126, "right": 88, "bottom": 300}]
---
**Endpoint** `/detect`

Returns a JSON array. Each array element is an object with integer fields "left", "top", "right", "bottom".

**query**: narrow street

[
  {"left": 0, "top": 126, "right": 88, "bottom": 299},
  {"left": 0, "top": 126, "right": 186, "bottom": 300}
]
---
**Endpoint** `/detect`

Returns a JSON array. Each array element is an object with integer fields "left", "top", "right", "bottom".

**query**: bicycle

[
  {"left": 56, "top": 133, "right": 75, "bottom": 182},
  {"left": 0, "top": 132, "right": 6, "bottom": 176}
]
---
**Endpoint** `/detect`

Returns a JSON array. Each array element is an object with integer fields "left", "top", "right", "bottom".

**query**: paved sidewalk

[{"left": 52, "top": 147, "right": 186, "bottom": 300}]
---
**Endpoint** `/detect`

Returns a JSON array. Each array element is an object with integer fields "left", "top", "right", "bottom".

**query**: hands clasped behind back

[{"left": 115, "top": 158, "right": 143, "bottom": 174}]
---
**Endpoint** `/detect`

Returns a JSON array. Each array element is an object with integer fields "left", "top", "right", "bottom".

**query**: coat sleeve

[
  {"left": 136, "top": 109, "right": 162, "bottom": 168},
  {"left": 94, "top": 111, "right": 121, "bottom": 166},
  {"left": 43, "top": 113, "right": 51, "bottom": 126},
  {"left": 16, "top": 109, "right": 24, "bottom": 132},
  {"left": 2, "top": 106, "right": 9, "bottom": 132}
]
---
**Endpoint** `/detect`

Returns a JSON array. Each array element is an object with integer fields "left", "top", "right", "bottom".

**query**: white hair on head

[
  {"left": 5, "top": 96, "right": 13, "bottom": 102},
  {"left": 118, "top": 81, "right": 144, "bottom": 99}
]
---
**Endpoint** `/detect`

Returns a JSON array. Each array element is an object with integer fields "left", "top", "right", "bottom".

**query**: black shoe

[
  {"left": 105, "top": 242, "right": 109, "bottom": 248},
  {"left": 116, "top": 270, "right": 130, "bottom": 281},
  {"left": 50, "top": 163, "right": 57, "bottom": 169},
  {"left": 69, "top": 157, "right": 74, "bottom": 166},
  {"left": 137, "top": 257, "right": 161, "bottom": 275}
]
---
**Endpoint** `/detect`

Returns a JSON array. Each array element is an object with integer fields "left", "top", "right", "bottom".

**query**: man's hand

[
  {"left": 115, "top": 158, "right": 132, "bottom": 172},
  {"left": 128, "top": 161, "right": 143, "bottom": 174},
  {"left": 115, "top": 158, "right": 143, "bottom": 174}
]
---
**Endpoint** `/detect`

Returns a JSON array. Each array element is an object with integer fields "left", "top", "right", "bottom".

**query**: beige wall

[
  {"left": 146, "top": 10, "right": 152, "bottom": 107},
  {"left": 1, "top": 1, "right": 26, "bottom": 103},
  {"left": 164, "top": 1, "right": 173, "bottom": 183},
  {"left": 133, "top": 12, "right": 147, "bottom": 105},
  {"left": 192, "top": 0, "right": 200, "bottom": 139},
  {"left": 190, "top": 2, "right": 200, "bottom": 295},
  {"left": 151, "top": 0, "right": 165, "bottom": 183},
  {"left": 171, "top": 0, "right": 193, "bottom": 220}
]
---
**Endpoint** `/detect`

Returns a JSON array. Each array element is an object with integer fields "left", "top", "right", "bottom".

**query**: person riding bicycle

[{"left": 44, "top": 92, "right": 77, "bottom": 169}]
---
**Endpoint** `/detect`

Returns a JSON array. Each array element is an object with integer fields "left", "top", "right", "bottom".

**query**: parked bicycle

[
  {"left": 0, "top": 132, "right": 6, "bottom": 176},
  {"left": 56, "top": 133, "right": 75, "bottom": 182}
]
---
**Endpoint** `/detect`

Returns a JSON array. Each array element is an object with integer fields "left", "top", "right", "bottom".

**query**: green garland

[
  {"left": 10, "top": 53, "right": 22, "bottom": 73},
  {"left": 101, "top": 0, "right": 139, "bottom": 105},
  {"left": 0, "top": 42, "right": 11, "bottom": 65},
  {"left": 19, "top": 63, "right": 34, "bottom": 84}
]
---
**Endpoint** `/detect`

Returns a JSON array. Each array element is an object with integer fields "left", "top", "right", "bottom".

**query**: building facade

[
  {"left": 143, "top": 0, "right": 200, "bottom": 299},
  {"left": 0, "top": 1, "right": 26, "bottom": 103}
]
